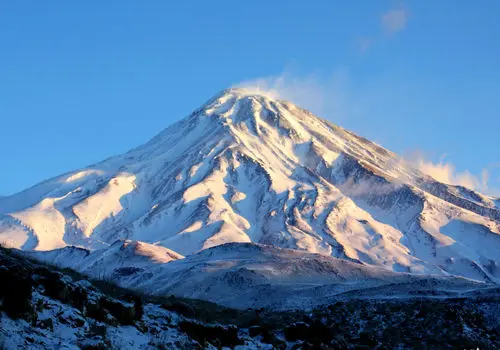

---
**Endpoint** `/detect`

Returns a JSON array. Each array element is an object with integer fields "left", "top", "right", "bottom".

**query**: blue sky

[{"left": 1, "top": 1, "right": 499, "bottom": 195}]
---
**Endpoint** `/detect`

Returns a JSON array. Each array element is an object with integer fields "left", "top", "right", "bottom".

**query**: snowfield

[
  {"left": 1, "top": 87, "right": 499, "bottom": 306},
  {"left": 31, "top": 241, "right": 492, "bottom": 310}
]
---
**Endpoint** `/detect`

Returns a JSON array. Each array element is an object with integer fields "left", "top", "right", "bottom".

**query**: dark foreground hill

[{"left": 0, "top": 245, "right": 498, "bottom": 349}]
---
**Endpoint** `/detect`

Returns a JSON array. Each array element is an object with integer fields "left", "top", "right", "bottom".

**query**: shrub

[
  {"left": 284, "top": 320, "right": 334, "bottom": 346},
  {"left": 248, "top": 325, "right": 286, "bottom": 348},
  {"left": 161, "top": 300, "right": 195, "bottom": 318},
  {"left": 99, "top": 297, "right": 136, "bottom": 325},
  {"left": 39, "top": 271, "right": 70, "bottom": 302},
  {"left": 68, "top": 286, "right": 88, "bottom": 311},
  {"left": 179, "top": 321, "right": 243, "bottom": 348},
  {"left": 284, "top": 322, "right": 310, "bottom": 342},
  {"left": 0, "top": 265, "right": 35, "bottom": 320},
  {"left": 86, "top": 302, "right": 110, "bottom": 323},
  {"left": 354, "top": 331, "right": 378, "bottom": 349},
  {"left": 133, "top": 295, "right": 144, "bottom": 320}
]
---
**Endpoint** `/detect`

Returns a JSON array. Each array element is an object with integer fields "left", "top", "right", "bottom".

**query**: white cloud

[
  {"left": 381, "top": 8, "right": 408, "bottom": 34},
  {"left": 416, "top": 159, "right": 480, "bottom": 189},
  {"left": 236, "top": 73, "right": 324, "bottom": 112},
  {"left": 407, "top": 152, "right": 500, "bottom": 196},
  {"left": 235, "top": 69, "right": 352, "bottom": 121},
  {"left": 356, "top": 5, "right": 409, "bottom": 53},
  {"left": 339, "top": 176, "right": 403, "bottom": 197}
]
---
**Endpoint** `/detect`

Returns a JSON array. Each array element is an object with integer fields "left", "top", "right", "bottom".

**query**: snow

[
  {"left": 31, "top": 240, "right": 184, "bottom": 278},
  {"left": 0, "top": 270, "right": 270, "bottom": 349},
  {"left": 64, "top": 169, "right": 105, "bottom": 183},
  {"left": 31, "top": 242, "right": 490, "bottom": 310},
  {"left": 493, "top": 198, "right": 500, "bottom": 209},
  {"left": 9, "top": 198, "right": 67, "bottom": 251},
  {"left": 73, "top": 174, "right": 136, "bottom": 238}
]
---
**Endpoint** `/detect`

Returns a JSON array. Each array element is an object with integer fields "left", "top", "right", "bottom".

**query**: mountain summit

[{"left": 1, "top": 88, "right": 499, "bottom": 284}]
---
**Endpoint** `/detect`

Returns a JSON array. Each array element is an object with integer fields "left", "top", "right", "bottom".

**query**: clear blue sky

[{"left": 1, "top": 1, "right": 499, "bottom": 195}]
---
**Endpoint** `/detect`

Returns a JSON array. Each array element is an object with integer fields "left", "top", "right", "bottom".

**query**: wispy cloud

[
  {"left": 406, "top": 152, "right": 500, "bottom": 196},
  {"left": 236, "top": 68, "right": 352, "bottom": 121},
  {"left": 338, "top": 176, "right": 403, "bottom": 197},
  {"left": 356, "top": 5, "right": 409, "bottom": 53},
  {"left": 381, "top": 8, "right": 408, "bottom": 35},
  {"left": 236, "top": 73, "right": 324, "bottom": 112},
  {"left": 416, "top": 157, "right": 483, "bottom": 189},
  {"left": 355, "top": 37, "right": 374, "bottom": 54}
]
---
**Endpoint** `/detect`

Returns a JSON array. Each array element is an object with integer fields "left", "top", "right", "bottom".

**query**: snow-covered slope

[
  {"left": 32, "top": 240, "right": 183, "bottom": 276},
  {"left": 1, "top": 87, "right": 499, "bottom": 284},
  {"left": 31, "top": 242, "right": 489, "bottom": 309},
  {"left": 3, "top": 246, "right": 498, "bottom": 349}
]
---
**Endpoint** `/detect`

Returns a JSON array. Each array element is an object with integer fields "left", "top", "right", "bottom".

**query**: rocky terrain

[
  {"left": 1, "top": 245, "right": 498, "bottom": 349},
  {"left": 31, "top": 241, "right": 494, "bottom": 310}
]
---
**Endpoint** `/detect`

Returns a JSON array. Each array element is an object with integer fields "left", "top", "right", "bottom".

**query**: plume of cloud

[
  {"left": 355, "top": 37, "right": 374, "bottom": 54},
  {"left": 338, "top": 176, "right": 403, "bottom": 197},
  {"left": 235, "top": 69, "right": 352, "bottom": 121},
  {"left": 356, "top": 5, "right": 409, "bottom": 53},
  {"left": 236, "top": 73, "right": 324, "bottom": 112},
  {"left": 405, "top": 152, "right": 500, "bottom": 196},
  {"left": 417, "top": 158, "right": 481, "bottom": 189}
]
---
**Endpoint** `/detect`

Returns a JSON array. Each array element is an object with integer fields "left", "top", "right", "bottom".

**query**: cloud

[
  {"left": 236, "top": 73, "right": 324, "bottom": 112},
  {"left": 355, "top": 37, "right": 374, "bottom": 54},
  {"left": 356, "top": 5, "right": 409, "bottom": 53},
  {"left": 235, "top": 69, "right": 352, "bottom": 121},
  {"left": 416, "top": 158, "right": 481, "bottom": 189},
  {"left": 406, "top": 152, "right": 500, "bottom": 196},
  {"left": 338, "top": 176, "right": 403, "bottom": 197},
  {"left": 381, "top": 8, "right": 408, "bottom": 34}
]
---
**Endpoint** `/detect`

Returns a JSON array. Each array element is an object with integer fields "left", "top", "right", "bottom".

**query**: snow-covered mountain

[{"left": 1, "top": 87, "right": 499, "bottom": 286}]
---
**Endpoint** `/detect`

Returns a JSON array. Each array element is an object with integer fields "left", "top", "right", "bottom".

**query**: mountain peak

[
  {"left": 201, "top": 86, "right": 288, "bottom": 118},
  {"left": 217, "top": 86, "right": 280, "bottom": 100},
  {"left": 197, "top": 86, "right": 288, "bottom": 127}
]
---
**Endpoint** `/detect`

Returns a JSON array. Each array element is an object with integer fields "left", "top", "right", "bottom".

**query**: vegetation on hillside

[{"left": 0, "top": 244, "right": 498, "bottom": 349}]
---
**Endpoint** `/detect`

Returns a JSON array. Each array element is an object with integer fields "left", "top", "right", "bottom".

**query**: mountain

[{"left": 1, "top": 87, "right": 499, "bottom": 287}]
